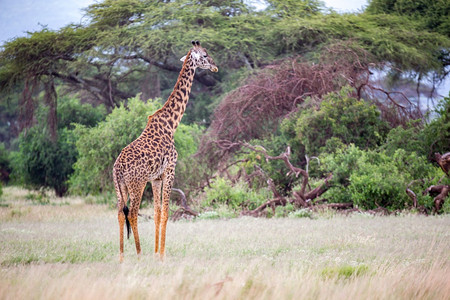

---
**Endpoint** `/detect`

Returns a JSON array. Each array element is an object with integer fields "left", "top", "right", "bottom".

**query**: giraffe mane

[{"left": 146, "top": 49, "right": 193, "bottom": 125}]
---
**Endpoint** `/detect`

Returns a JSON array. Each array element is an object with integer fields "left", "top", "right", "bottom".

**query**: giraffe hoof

[{"left": 119, "top": 253, "right": 124, "bottom": 263}]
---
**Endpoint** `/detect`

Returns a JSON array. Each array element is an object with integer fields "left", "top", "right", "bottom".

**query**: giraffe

[{"left": 113, "top": 41, "right": 218, "bottom": 262}]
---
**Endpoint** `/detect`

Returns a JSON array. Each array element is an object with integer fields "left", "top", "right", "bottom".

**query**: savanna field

[{"left": 0, "top": 187, "right": 449, "bottom": 300}]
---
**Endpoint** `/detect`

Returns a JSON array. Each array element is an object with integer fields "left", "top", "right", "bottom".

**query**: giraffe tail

[{"left": 123, "top": 206, "right": 131, "bottom": 239}]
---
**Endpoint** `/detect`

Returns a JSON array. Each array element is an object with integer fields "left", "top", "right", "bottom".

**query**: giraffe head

[{"left": 180, "top": 40, "right": 218, "bottom": 72}]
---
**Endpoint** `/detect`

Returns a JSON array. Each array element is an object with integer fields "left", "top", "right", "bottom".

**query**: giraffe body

[{"left": 113, "top": 41, "right": 217, "bottom": 261}]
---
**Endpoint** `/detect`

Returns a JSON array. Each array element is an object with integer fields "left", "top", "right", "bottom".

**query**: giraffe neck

[{"left": 153, "top": 50, "right": 196, "bottom": 134}]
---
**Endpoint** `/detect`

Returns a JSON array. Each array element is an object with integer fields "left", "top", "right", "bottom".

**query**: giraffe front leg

[
  {"left": 160, "top": 165, "right": 176, "bottom": 260},
  {"left": 151, "top": 179, "right": 162, "bottom": 255}
]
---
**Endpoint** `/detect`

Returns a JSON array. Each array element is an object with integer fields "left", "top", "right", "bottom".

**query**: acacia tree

[
  {"left": 0, "top": 0, "right": 276, "bottom": 141},
  {"left": 0, "top": 27, "right": 96, "bottom": 140}
]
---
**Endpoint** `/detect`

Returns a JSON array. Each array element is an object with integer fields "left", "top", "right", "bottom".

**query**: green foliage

[
  {"left": 57, "top": 94, "right": 107, "bottom": 129},
  {"left": 381, "top": 121, "right": 425, "bottom": 156},
  {"left": 381, "top": 95, "right": 450, "bottom": 159},
  {"left": 366, "top": 0, "right": 450, "bottom": 37},
  {"left": 320, "top": 145, "right": 441, "bottom": 210},
  {"left": 274, "top": 203, "right": 295, "bottom": 218},
  {"left": 13, "top": 127, "right": 77, "bottom": 196},
  {"left": 422, "top": 95, "right": 450, "bottom": 157},
  {"left": 202, "top": 177, "right": 270, "bottom": 211},
  {"left": 288, "top": 208, "right": 314, "bottom": 219},
  {"left": 0, "top": 143, "right": 11, "bottom": 186},
  {"left": 321, "top": 264, "right": 369, "bottom": 279},
  {"left": 10, "top": 96, "right": 107, "bottom": 196},
  {"left": 442, "top": 198, "right": 450, "bottom": 214},
  {"left": 274, "top": 12, "right": 450, "bottom": 73},
  {"left": 0, "top": 26, "right": 96, "bottom": 89},
  {"left": 284, "top": 87, "right": 389, "bottom": 156}
]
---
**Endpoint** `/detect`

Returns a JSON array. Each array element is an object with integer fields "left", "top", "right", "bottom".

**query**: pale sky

[{"left": 323, "top": 0, "right": 368, "bottom": 12}]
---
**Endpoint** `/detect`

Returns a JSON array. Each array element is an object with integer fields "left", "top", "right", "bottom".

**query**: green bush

[
  {"left": 197, "top": 211, "right": 220, "bottom": 220},
  {"left": 381, "top": 94, "right": 450, "bottom": 158},
  {"left": 288, "top": 208, "right": 314, "bottom": 219},
  {"left": 285, "top": 87, "right": 390, "bottom": 156},
  {"left": 381, "top": 121, "right": 426, "bottom": 156},
  {"left": 0, "top": 143, "right": 11, "bottom": 186},
  {"left": 203, "top": 177, "right": 270, "bottom": 211},
  {"left": 10, "top": 95, "right": 106, "bottom": 196},
  {"left": 274, "top": 202, "right": 296, "bottom": 218},
  {"left": 57, "top": 95, "right": 107, "bottom": 129},
  {"left": 69, "top": 95, "right": 160, "bottom": 194},
  {"left": 320, "top": 145, "right": 442, "bottom": 210},
  {"left": 13, "top": 127, "right": 77, "bottom": 196},
  {"left": 422, "top": 95, "right": 450, "bottom": 157}
]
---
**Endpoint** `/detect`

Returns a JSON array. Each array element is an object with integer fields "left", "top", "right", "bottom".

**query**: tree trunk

[{"left": 44, "top": 76, "right": 58, "bottom": 142}]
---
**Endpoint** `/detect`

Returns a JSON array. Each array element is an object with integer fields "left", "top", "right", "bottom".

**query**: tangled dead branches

[
  {"left": 218, "top": 141, "right": 338, "bottom": 216},
  {"left": 199, "top": 42, "right": 423, "bottom": 166}
]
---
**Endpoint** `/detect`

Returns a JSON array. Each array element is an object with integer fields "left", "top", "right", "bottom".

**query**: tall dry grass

[{"left": 0, "top": 187, "right": 449, "bottom": 299}]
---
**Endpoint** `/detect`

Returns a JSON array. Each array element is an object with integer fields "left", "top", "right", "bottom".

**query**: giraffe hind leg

[
  {"left": 128, "top": 182, "right": 147, "bottom": 257},
  {"left": 114, "top": 174, "right": 128, "bottom": 263}
]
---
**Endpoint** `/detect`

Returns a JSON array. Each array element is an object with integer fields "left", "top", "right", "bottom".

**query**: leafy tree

[
  {"left": 14, "top": 126, "right": 77, "bottom": 196},
  {"left": 366, "top": 0, "right": 450, "bottom": 37},
  {"left": 381, "top": 94, "right": 450, "bottom": 159},
  {"left": 11, "top": 95, "right": 107, "bottom": 196},
  {"left": 283, "top": 87, "right": 390, "bottom": 156},
  {"left": 0, "top": 27, "right": 97, "bottom": 139}
]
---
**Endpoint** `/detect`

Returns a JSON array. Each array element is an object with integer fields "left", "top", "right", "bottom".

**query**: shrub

[
  {"left": 57, "top": 94, "right": 107, "bottom": 129},
  {"left": 284, "top": 86, "right": 390, "bottom": 156},
  {"left": 0, "top": 143, "right": 11, "bottom": 185},
  {"left": 10, "top": 95, "right": 106, "bottom": 196},
  {"left": 203, "top": 177, "right": 270, "bottom": 211},
  {"left": 274, "top": 202, "right": 296, "bottom": 218},
  {"left": 320, "top": 145, "right": 442, "bottom": 210},
  {"left": 13, "top": 127, "right": 77, "bottom": 196},
  {"left": 422, "top": 95, "right": 450, "bottom": 157},
  {"left": 197, "top": 211, "right": 220, "bottom": 220},
  {"left": 288, "top": 208, "right": 314, "bottom": 219}
]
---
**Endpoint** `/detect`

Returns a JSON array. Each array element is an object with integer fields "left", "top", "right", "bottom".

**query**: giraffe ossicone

[{"left": 113, "top": 41, "right": 218, "bottom": 262}]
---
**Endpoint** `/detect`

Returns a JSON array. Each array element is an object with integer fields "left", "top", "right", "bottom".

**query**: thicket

[{"left": 10, "top": 94, "right": 107, "bottom": 196}]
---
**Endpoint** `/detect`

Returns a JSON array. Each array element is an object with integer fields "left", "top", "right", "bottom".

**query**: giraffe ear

[{"left": 180, "top": 55, "right": 187, "bottom": 62}]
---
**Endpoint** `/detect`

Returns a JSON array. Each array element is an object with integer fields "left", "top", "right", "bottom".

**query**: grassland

[{"left": 0, "top": 187, "right": 449, "bottom": 299}]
